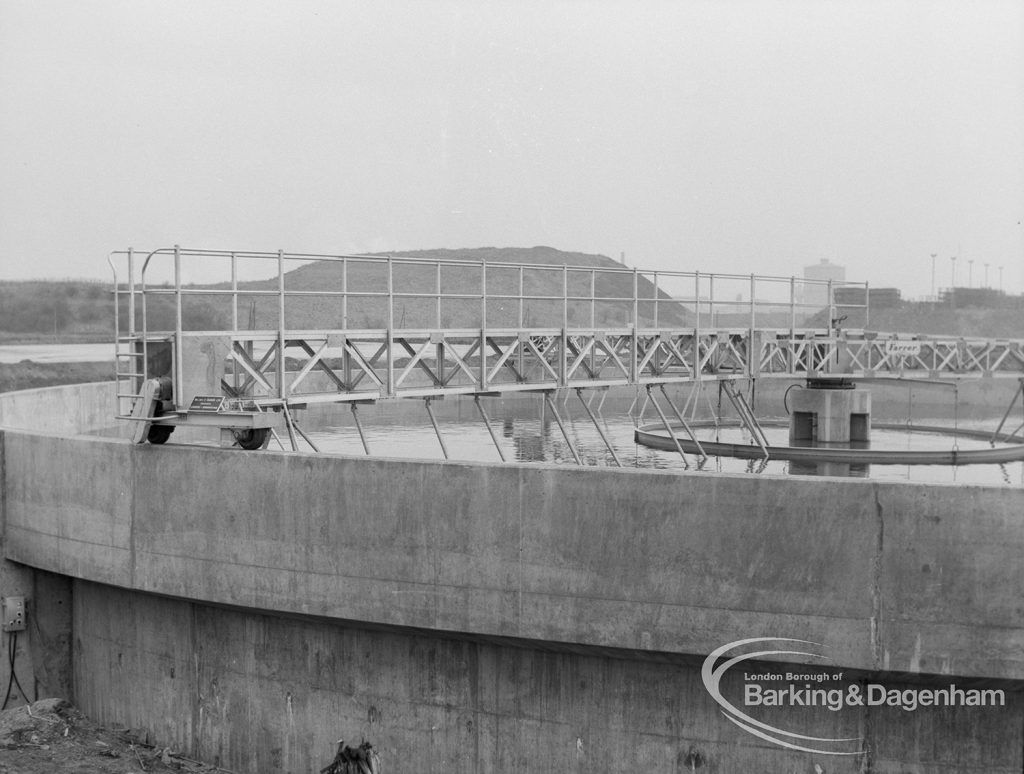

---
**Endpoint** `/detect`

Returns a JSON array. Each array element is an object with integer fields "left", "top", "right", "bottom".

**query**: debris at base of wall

[
  {"left": 321, "top": 739, "right": 380, "bottom": 774},
  {"left": 0, "top": 698, "right": 235, "bottom": 773}
]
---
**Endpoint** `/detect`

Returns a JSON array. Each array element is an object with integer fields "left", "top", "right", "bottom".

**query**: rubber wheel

[
  {"left": 147, "top": 424, "right": 174, "bottom": 445},
  {"left": 234, "top": 428, "right": 270, "bottom": 450}
]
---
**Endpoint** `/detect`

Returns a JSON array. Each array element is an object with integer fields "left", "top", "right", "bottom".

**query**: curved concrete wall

[
  {"left": 70, "top": 580, "right": 1024, "bottom": 774},
  {"left": 4, "top": 426, "right": 1024, "bottom": 681},
  {"left": 2, "top": 381, "right": 1024, "bottom": 771},
  {"left": 0, "top": 382, "right": 117, "bottom": 709},
  {"left": 0, "top": 380, "right": 117, "bottom": 434}
]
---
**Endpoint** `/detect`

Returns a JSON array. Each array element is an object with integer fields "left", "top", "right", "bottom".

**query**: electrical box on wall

[{"left": 2, "top": 596, "right": 26, "bottom": 632}]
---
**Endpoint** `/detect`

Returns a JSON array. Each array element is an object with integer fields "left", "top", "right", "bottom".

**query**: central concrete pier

[{"left": 789, "top": 379, "right": 872, "bottom": 444}]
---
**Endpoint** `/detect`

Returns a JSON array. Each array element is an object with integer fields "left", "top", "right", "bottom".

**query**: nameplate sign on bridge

[
  {"left": 884, "top": 341, "right": 922, "bottom": 358},
  {"left": 188, "top": 395, "right": 226, "bottom": 413}
]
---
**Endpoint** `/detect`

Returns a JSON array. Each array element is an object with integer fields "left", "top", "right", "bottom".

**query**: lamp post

[
  {"left": 930, "top": 253, "right": 937, "bottom": 299},
  {"left": 984, "top": 262, "right": 989, "bottom": 287},
  {"left": 968, "top": 259, "right": 974, "bottom": 287},
  {"left": 950, "top": 255, "right": 957, "bottom": 288}
]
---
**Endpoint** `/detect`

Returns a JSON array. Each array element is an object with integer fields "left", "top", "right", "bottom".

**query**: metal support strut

[
  {"left": 282, "top": 403, "right": 321, "bottom": 453},
  {"left": 543, "top": 391, "right": 582, "bottom": 465},
  {"left": 991, "top": 377, "right": 1024, "bottom": 443},
  {"left": 575, "top": 388, "right": 621, "bottom": 467},
  {"left": 424, "top": 397, "right": 449, "bottom": 460},
  {"left": 658, "top": 384, "right": 708, "bottom": 461},
  {"left": 351, "top": 403, "right": 371, "bottom": 455},
  {"left": 475, "top": 396, "right": 507, "bottom": 462},
  {"left": 281, "top": 403, "right": 299, "bottom": 451},
  {"left": 255, "top": 401, "right": 286, "bottom": 451},
  {"left": 645, "top": 386, "right": 690, "bottom": 469},
  {"left": 721, "top": 380, "right": 769, "bottom": 460}
]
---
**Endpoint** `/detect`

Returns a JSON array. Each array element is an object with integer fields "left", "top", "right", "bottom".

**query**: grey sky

[{"left": 1, "top": 0, "right": 1021, "bottom": 297}]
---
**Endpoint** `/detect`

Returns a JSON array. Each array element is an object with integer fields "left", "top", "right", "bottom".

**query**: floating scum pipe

[{"left": 635, "top": 420, "right": 1024, "bottom": 466}]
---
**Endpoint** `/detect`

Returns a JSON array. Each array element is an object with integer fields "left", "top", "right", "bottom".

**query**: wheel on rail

[
  {"left": 146, "top": 424, "right": 174, "bottom": 445},
  {"left": 233, "top": 428, "right": 270, "bottom": 450},
  {"left": 144, "top": 376, "right": 176, "bottom": 445}
]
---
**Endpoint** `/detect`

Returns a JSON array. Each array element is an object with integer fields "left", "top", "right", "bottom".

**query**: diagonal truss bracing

[
  {"left": 108, "top": 247, "right": 1024, "bottom": 415},
  {"left": 207, "top": 328, "right": 1024, "bottom": 408}
]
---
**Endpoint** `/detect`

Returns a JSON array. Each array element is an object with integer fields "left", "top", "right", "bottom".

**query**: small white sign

[{"left": 885, "top": 340, "right": 921, "bottom": 358}]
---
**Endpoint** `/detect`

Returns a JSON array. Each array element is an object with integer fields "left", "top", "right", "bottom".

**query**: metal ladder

[
  {"left": 113, "top": 340, "right": 146, "bottom": 416},
  {"left": 109, "top": 249, "right": 151, "bottom": 418}
]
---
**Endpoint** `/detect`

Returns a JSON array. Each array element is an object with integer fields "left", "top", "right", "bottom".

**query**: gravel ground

[{"left": 0, "top": 699, "right": 231, "bottom": 774}]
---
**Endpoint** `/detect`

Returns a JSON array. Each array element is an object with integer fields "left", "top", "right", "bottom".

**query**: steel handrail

[
  {"left": 128, "top": 248, "right": 869, "bottom": 318},
  {"left": 111, "top": 246, "right": 881, "bottom": 404},
  {"left": 129, "top": 245, "right": 867, "bottom": 288}
]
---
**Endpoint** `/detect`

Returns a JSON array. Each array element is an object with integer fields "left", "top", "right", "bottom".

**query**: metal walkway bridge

[{"left": 109, "top": 246, "right": 1024, "bottom": 447}]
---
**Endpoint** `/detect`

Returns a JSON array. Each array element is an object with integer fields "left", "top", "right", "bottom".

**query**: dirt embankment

[
  {"left": 0, "top": 699, "right": 228, "bottom": 774},
  {"left": 867, "top": 305, "right": 1024, "bottom": 338},
  {"left": 0, "top": 362, "right": 112, "bottom": 394}
]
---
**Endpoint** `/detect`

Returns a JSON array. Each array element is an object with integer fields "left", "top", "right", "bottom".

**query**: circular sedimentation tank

[
  {"left": 285, "top": 383, "right": 1024, "bottom": 486},
  {"left": 636, "top": 376, "right": 1024, "bottom": 469}
]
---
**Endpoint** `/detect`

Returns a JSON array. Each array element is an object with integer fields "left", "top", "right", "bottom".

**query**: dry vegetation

[{"left": 0, "top": 699, "right": 228, "bottom": 774}]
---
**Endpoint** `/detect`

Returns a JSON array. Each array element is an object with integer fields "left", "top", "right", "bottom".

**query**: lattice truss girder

[
  {"left": 633, "top": 332, "right": 752, "bottom": 378},
  {"left": 843, "top": 338, "right": 961, "bottom": 373},
  {"left": 842, "top": 338, "right": 1024, "bottom": 375},
  {"left": 221, "top": 331, "right": 574, "bottom": 397},
  {"left": 218, "top": 330, "right": 759, "bottom": 400},
  {"left": 758, "top": 335, "right": 838, "bottom": 374},
  {"left": 217, "top": 330, "right": 1024, "bottom": 402},
  {"left": 222, "top": 336, "right": 376, "bottom": 398}
]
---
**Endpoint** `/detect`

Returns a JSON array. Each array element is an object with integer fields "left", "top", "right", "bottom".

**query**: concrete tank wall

[
  {"left": 0, "top": 382, "right": 115, "bottom": 708},
  {"left": 3, "top": 380, "right": 1024, "bottom": 770},
  {"left": 72, "top": 580, "right": 1024, "bottom": 774},
  {"left": 4, "top": 428, "right": 1024, "bottom": 681},
  {"left": 0, "top": 380, "right": 116, "bottom": 434}
]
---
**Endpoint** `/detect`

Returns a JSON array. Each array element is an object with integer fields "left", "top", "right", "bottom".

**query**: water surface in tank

[{"left": 295, "top": 395, "right": 1024, "bottom": 486}]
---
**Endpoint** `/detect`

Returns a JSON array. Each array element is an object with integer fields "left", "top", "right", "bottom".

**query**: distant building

[
  {"left": 834, "top": 287, "right": 901, "bottom": 309},
  {"left": 802, "top": 259, "right": 846, "bottom": 307},
  {"left": 940, "top": 287, "right": 1018, "bottom": 309}
]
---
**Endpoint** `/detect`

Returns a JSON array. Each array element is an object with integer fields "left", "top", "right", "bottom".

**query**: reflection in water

[
  {"left": 511, "top": 425, "right": 549, "bottom": 463},
  {"left": 789, "top": 460, "right": 870, "bottom": 478}
]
